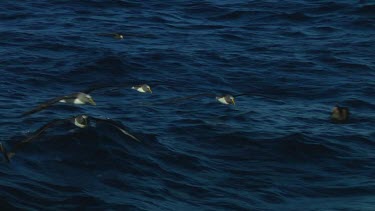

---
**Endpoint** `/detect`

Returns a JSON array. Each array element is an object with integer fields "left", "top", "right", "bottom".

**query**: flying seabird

[
  {"left": 81, "top": 83, "right": 152, "bottom": 94},
  {"left": 21, "top": 92, "right": 96, "bottom": 117},
  {"left": 141, "top": 93, "right": 236, "bottom": 106},
  {"left": 21, "top": 83, "right": 152, "bottom": 117},
  {"left": 96, "top": 32, "right": 155, "bottom": 39},
  {"left": 331, "top": 105, "right": 350, "bottom": 123},
  {"left": 97, "top": 33, "right": 124, "bottom": 39},
  {"left": 131, "top": 84, "right": 152, "bottom": 93},
  {"left": 140, "top": 90, "right": 274, "bottom": 107},
  {"left": 79, "top": 83, "right": 152, "bottom": 95},
  {"left": 74, "top": 115, "right": 141, "bottom": 142},
  {"left": 215, "top": 92, "right": 273, "bottom": 105},
  {"left": 6, "top": 114, "right": 140, "bottom": 161},
  {"left": 216, "top": 95, "right": 236, "bottom": 105}
]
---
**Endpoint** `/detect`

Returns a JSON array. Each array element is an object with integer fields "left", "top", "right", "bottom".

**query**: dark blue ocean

[{"left": 1, "top": 0, "right": 374, "bottom": 210}]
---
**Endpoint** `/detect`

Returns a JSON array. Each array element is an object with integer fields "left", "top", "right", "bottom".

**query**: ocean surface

[{"left": 1, "top": 0, "right": 374, "bottom": 210}]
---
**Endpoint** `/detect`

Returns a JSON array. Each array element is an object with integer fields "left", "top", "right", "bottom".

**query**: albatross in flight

[
  {"left": 96, "top": 33, "right": 124, "bottom": 39},
  {"left": 144, "top": 91, "right": 273, "bottom": 106},
  {"left": 142, "top": 93, "right": 237, "bottom": 106},
  {"left": 96, "top": 32, "right": 155, "bottom": 40},
  {"left": 21, "top": 83, "right": 152, "bottom": 117},
  {"left": 3, "top": 114, "right": 140, "bottom": 162}
]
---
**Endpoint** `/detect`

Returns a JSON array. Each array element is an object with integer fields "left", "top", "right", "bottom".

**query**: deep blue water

[{"left": 1, "top": 0, "right": 374, "bottom": 210}]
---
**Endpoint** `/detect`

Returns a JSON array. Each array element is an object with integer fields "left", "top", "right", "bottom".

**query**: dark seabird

[
  {"left": 74, "top": 115, "right": 140, "bottom": 142},
  {"left": 97, "top": 33, "right": 124, "bottom": 39},
  {"left": 331, "top": 106, "right": 350, "bottom": 123},
  {"left": 6, "top": 114, "right": 140, "bottom": 161}
]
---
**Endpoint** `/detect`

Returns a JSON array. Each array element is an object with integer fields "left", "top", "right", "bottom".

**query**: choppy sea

[{"left": 0, "top": 0, "right": 374, "bottom": 210}]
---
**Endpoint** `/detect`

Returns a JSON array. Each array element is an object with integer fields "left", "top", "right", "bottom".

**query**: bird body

[
  {"left": 74, "top": 115, "right": 89, "bottom": 128},
  {"left": 57, "top": 93, "right": 95, "bottom": 105},
  {"left": 331, "top": 106, "right": 349, "bottom": 123},
  {"left": 216, "top": 95, "right": 235, "bottom": 105},
  {"left": 74, "top": 98, "right": 84, "bottom": 104},
  {"left": 131, "top": 84, "right": 152, "bottom": 93}
]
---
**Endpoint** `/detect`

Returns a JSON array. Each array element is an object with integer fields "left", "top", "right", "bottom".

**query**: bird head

[
  {"left": 74, "top": 115, "right": 89, "bottom": 128},
  {"left": 226, "top": 95, "right": 236, "bottom": 105},
  {"left": 141, "top": 84, "right": 152, "bottom": 93},
  {"left": 78, "top": 93, "right": 96, "bottom": 105}
]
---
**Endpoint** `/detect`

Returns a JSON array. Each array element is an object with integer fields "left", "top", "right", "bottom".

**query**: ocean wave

[
  {"left": 1, "top": 0, "right": 374, "bottom": 209},
  {"left": 208, "top": 10, "right": 250, "bottom": 21},
  {"left": 278, "top": 12, "right": 313, "bottom": 22},
  {"left": 355, "top": 4, "right": 375, "bottom": 15}
]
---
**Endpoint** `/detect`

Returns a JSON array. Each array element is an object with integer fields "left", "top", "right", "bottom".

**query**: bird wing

[
  {"left": 96, "top": 32, "right": 155, "bottom": 38},
  {"left": 10, "top": 118, "right": 70, "bottom": 156},
  {"left": 142, "top": 93, "right": 215, "bottom": 106},
  {"left": 169, "top": 93, "right": 215, "bottom": 104},
  {"left": 80, "top": 84, "right": 122, "bottom": 94},
  {"left": 233, "top": 92, "right": 271, "bottom": 99},
  {"left": 96, "top": 33, "right": 117, "bottom": 36},
  {"left": 80, "top": 82, "right": 150, "bottom": 94},
  {"left": 233, "top": 93, "right": 248, "bottom": 97},
  {"left": 21, "top": 93, "right": 78, "bottom": 117},
  {"left": 0, "top": 142, "right": 10, "bottom": 163},
  {"left": 91, "top": 117, "right": 141, "bottom": 142}
]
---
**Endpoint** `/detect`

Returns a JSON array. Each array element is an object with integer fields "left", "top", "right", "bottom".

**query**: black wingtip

[
  {"left": 19, "top": 113, "right": 28, "bottom": 118},
  {"left": 93, "top": 117, "right": 141, "bottom": 142},
  {"left": 19, "top": 110, "right": 35, "bottom": 118},
  {"left": 0, "top": 142, "right": 11, "bottom": 163}
]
